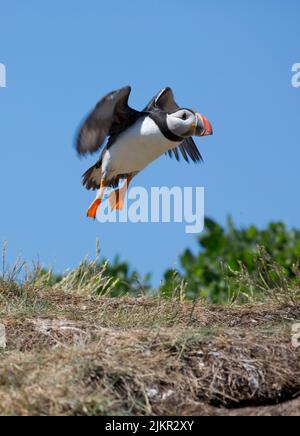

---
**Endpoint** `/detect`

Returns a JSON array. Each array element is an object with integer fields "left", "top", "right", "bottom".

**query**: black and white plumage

[{"left": 76, "top": 86, "right": 213, "bottom": 218}]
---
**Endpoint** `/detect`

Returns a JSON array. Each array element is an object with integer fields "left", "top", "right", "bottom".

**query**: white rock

[
  {"left": 162, "top": 390, "right": 174, "bottom": 401},
  {"left": 146, "top": 388, "right": 159, "bottom": 399},
  {"left": 0, "top": 324, "right": 6, "bottom": 349}
]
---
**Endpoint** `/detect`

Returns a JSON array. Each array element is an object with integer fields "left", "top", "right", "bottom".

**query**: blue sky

[{"left": 0, "top": 0, "right": 299, "bottom": 284}]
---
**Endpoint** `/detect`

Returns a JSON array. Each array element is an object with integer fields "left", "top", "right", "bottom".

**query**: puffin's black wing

[
  {"left": 76, "top": 86, "right": 139, "bottom": 156},
  {"left": 145, "top": 88, "right": 203, "bottom": 163},
  {"left": 167, "top": 137, "right": 203, "bottom": 163},
  {"left": 143, "top": 87, "right": 180, "bottom": 113}
]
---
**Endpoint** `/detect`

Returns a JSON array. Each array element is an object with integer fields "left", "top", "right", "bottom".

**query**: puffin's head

[{"left": 166, "top": 109, "right": 213, "bottom": 139}]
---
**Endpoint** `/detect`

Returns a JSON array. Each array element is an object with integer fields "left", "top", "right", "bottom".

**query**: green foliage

[
  {"left": 102, "top": 257, "right": 151, "bottom": 297},
  {"left": 3, "top": 219, "right": 300, "bottom": 304},
  {"left": 166, "top": 217, "right": 300, "bottom": 302}
]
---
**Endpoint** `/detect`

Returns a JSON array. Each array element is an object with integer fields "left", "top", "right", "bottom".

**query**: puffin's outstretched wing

[
  {"left": 145, "top": 87, "right": 203, "bottom": 164},
  {"left": 143, "top": 87, "right": 180, "bottom": 113},
  {"left": 76, "top": 86, "right": 139, "bottom": 156},
  {"left": 167, "top": 137, "right": 203, "bottom": 163}
]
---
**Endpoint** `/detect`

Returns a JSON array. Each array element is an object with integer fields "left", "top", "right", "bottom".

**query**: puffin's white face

[{"left": 166, "top": 109, "right": 213, "bottom": 138}]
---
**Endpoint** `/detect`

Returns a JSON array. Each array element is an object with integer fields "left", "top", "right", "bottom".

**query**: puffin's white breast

[{"left": 101, "top": 116, "right": 179, "bottom": 178}]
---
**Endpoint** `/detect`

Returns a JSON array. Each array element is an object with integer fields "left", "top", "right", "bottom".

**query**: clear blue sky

[{"left": 0, "top": 0, "right": 299, "bottom": 284}]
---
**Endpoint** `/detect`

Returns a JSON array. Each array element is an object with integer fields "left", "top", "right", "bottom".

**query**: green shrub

[{"left": 162, "top": 218, "right": 300, "bottom": 302}]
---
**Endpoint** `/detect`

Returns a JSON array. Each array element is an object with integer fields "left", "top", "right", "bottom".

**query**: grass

[{"left": 0, "top": 248, "right": 300, "bottom": 416}]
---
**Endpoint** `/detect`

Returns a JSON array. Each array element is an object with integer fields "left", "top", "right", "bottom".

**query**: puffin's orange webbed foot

[
  {"left": 109, "top": 188, "right": 126, "bottom": 211},
  {"left": 86, "top": 198, "right": 101, "bottom": 219},
  {"left": 108, "top": 176, "right": 132, "bottom": 211}
]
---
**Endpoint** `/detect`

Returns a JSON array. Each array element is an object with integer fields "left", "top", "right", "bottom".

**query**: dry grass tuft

[
  {"left": 0, "top": 284, "right": 300, "bottom": 415},
  {"left": 0, "top": 248, "right": 300, "bottom": 416}
]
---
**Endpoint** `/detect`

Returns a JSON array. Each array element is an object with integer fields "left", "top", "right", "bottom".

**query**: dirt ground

[{"left": 0, "top": 289, "right": 299, "bottom": 416}]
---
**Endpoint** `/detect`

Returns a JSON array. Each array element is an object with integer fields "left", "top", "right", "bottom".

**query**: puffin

[{"left": 76, "top": 86, "right": 213, "bottom": 219}]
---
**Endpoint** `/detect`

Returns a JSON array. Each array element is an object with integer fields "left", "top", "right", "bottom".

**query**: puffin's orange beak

[{"left": 195, "top": 113, "right": 213, "bottom": 137}]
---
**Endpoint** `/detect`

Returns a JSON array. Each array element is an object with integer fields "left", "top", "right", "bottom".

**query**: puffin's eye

[{"left": 182, "top": 113, "right": 187, "bottom": 120}]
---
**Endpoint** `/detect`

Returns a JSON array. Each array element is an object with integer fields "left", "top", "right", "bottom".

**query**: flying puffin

[{"left": 76, "top": 86, "right": 213, "bottom": 219}]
